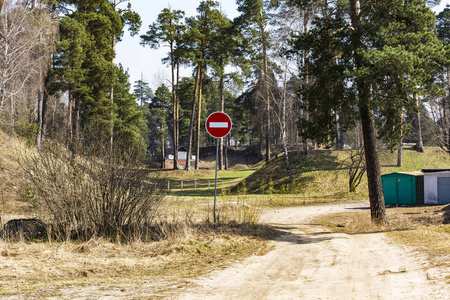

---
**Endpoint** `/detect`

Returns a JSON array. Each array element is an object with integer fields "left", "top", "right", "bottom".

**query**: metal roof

[
  {"left": 382, "top": 171, "right": 423, "bottom": 176},
  {"left": 421, "top": 169, "right": 450, "bottom": 173}
]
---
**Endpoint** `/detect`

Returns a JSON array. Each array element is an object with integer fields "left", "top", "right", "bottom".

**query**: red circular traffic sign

[{"left": 205, "top": 112, "right": 232, "bottom": 138}]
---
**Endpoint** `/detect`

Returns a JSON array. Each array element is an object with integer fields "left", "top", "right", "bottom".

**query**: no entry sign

[
  {"left": 205, "top": 112, "right": 232, "bottom": 138},
  {"left": 205, "top": 111, "right": 232, "bottom": 229}
]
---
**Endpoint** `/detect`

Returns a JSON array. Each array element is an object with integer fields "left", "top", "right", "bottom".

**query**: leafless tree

[
  {"left": 0, "top": 1, "right": 55, "bottom": 135},
  {"left": 341, "top": 148, "right": 366, "bottom": 193}
]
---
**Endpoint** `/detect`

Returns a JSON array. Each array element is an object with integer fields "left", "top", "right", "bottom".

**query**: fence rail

[
  {"left": 166, "top": 179, "right": 225, "bottom": 192},
  {"left": 163, "top": 180, "right": 367, "bottom": 205}
]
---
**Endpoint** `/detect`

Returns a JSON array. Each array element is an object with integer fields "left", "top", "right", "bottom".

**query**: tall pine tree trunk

[
  {"left": 195, "top": 64, "right": 204, "bottom": 170},
  {"left": 302, "top": 11, "right": 309, "bottom": 155},
  {"left": 176, "top": 57, "right": 180, "bottom": 162},
  {"left": 259, "top": 107, "right": 265, "bottom": 159},
  {"left": 225, "top": 135, "right": 229, "bottom": 170},
  {"left": 186, "top": 65, "right": 200, "bottom": 171},
  {"left": 281, "top": 59, "right": 293, "bottom": 181},
  {"left": 170, "top": 44, "right": 178, "bottom": 169},
  {"left": 160, "top": 135, "right": 165, "bottom": 168},
  {"left": 360, "top": 105, "right": 387, "bottom": 224},
  {"left": 260, "top": 8, "right": 270, "bottom": 162},
  {"left": 350, "top": 0, "right": 387, "bottom": 225},
  {"left": 258, "top": 70, "right": 265, "bottom": 160},
  {"left": 397, "top": 111, "right": 403, "bottom": 167},
  {"left": 414, "top": 92, "right": 424, "bottom": 152}
]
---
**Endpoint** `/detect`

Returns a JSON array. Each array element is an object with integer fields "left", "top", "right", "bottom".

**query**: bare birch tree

[{"left": 0, "top": 1, "right": 55, "bottom": 134}]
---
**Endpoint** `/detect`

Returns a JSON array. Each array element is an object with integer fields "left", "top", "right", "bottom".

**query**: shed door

[
  {"left": 382, "top": 176, "right": 398, "bottom": 205},
  {"left": 397, "top": 176, "right": 414, "bottom": 205},
  {"left": 438, "top": 177, "right": 450, "bottom": 204}
]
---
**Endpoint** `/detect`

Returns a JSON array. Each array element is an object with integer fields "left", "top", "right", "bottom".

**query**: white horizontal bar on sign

[{"left": 209, "top": 122, "right": 228, "bottom": 128}]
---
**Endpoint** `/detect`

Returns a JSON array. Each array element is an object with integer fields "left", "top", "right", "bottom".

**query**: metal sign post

[
  {"left": 205, "top": 112, "right": 232, "bottom": 229},
  {"left": 213, "top": 140, "right": 219, "bottom": 228}
]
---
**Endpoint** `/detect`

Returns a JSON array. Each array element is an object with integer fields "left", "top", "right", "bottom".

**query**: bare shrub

[
  {"left": 341, "top": 148, "right": 366, "bottom": 193},
  {"left": 19, "top": 141, "right": 165, "bottom": 241}
]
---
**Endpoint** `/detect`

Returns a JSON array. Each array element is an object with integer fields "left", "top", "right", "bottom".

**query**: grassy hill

[{"left": 233, "top": 147, "right": 450, "bottom": 199}]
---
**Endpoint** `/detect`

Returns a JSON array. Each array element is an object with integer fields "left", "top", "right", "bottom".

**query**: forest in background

[{"left": 2, "top": 0, "right": 450, "bottom": 224}]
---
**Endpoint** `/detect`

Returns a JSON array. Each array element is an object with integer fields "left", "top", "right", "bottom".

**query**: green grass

[
  {"left": 163, "top": 167, "right": 259, "bottom": 196},
  {"left": 229, "top": 147, "right": 450, "bottom": 200}
]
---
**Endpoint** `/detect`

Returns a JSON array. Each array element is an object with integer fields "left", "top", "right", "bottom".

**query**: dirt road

[{"left": 179, "top": 202, "right": 449, "bottom": 300}]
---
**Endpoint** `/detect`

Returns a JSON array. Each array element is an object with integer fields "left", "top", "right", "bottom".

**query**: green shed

[{"left": 381, "top": 172, "right": 424, "bottom": 206}]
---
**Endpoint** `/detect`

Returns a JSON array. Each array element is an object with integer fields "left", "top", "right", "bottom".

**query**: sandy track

[
  {"left": 179, "top": 202, "right": 449, "bottom": 300},
  {"left": 4, "top": 202, "right": 447, "bottom": 299}
]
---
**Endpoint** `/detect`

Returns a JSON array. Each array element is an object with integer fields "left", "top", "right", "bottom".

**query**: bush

[{"left": 19, "top": 141, "right": 165, "bottom": 241}]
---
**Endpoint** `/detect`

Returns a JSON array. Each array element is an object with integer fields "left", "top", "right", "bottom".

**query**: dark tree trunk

[
  {"left": 351, "top": 0, "right": 387, "bottom": 224},
  {"left": 335, "top": 111, "right": 341, "bottom": 150},
  {"left": 302, "top": 10, "right": 309, "bottom": 156},
  {"left": 259, "top": 6, "right": 270, "bottom": 162},
  {"left": 195, "top": 65, "right": 204, "bottom": 170},
  {"left": 186, "top": 65, "right": 200, "bottom": 171},
  {"left": 360, "top": 106, "right": 387, "bottom": 224},
  {"left": 36, "top": 86, "right": 48, "bottom": 149},
  {"left": 338, "top": 112, "right": 345, "bottom": 148},
  {"left": 225, "top": 135, "right": 229, "bottom": 170},
  {"left": 170, "top": 46, "right": 178, "bottom": 170},
  {"left": 160, "top": 135, "right": 165, "bottom": 169}
]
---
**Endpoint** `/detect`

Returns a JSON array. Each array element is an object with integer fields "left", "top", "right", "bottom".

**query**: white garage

[{"left": 422, "top": 169, "right": 450, "bottom": 204}]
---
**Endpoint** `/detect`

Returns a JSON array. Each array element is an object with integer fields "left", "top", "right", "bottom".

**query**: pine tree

[
  {"left": 141, "top": 7, "right": 185, "bottom": 169},
  {"left": 148, "top": 84, "right": 171, "bottom": 167},
  {"left": 50, "top": 0, "right": 123, "bottom": 149},
  {"left": 291, "top": 0, "right": 444, "bottom": 224},
  {"left": 133, "top": 76, "right": 153, "bottom": 107},
  {"left": 108, "top": 0, "right": 141, "bottom": 150},
  {"left": 235, "top": 0, "right": 272, "bottom": 161},
  {"left": 113, "top": 64, "right": 145, "bottom": 155},
  {"left": 209, "top": 10, "right": 235, "bottom": 170},
  {"left": 184, "top": 0, "right": 230, "bottom": 170},
  {"left": 434, "top": 6, "right": 450, "bottom": 153}
]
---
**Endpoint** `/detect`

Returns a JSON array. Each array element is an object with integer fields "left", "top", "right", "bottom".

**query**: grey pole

[{"left": 214, "top": 138, "right": 219, "bottom": 229}]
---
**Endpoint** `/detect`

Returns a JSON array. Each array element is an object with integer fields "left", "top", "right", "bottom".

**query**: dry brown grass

[
  {"left": 0, "top": 222, "right": 276, "bottom": 297},
  {"left": 315, "top": 205, "right": 450, "bottom": 233},
  {"left": 0, "top": 131, "right": 33, "bottom": 215},
  {"left": 0, "top": 132, "right": 278, "bottom": 297}
]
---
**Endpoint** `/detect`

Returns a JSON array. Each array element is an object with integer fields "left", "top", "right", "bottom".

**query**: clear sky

[
  {"left": 115, "top": 0, "right": 450, "bottom": 92},
  {"left": 115, "top": 0, "right": 239, "bottom": 91}
]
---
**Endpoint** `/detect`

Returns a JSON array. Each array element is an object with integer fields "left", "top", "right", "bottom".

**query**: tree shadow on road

[{"left": 223, "top": 223, "right": 348, "bottom": 246}]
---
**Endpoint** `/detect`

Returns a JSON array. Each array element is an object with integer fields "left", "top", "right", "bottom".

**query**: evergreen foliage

[
  {"left": 293, "top": 0, "right": 444, "bottom": 149},
  {"left": 133, "top": 78, "right": 153, "bottom": 107},
  {"left": 113, "top": 64, "right": 145, "bottom": 155},
  {"left": 50, "top": 0, "right": 123, "bottom": 142}
]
